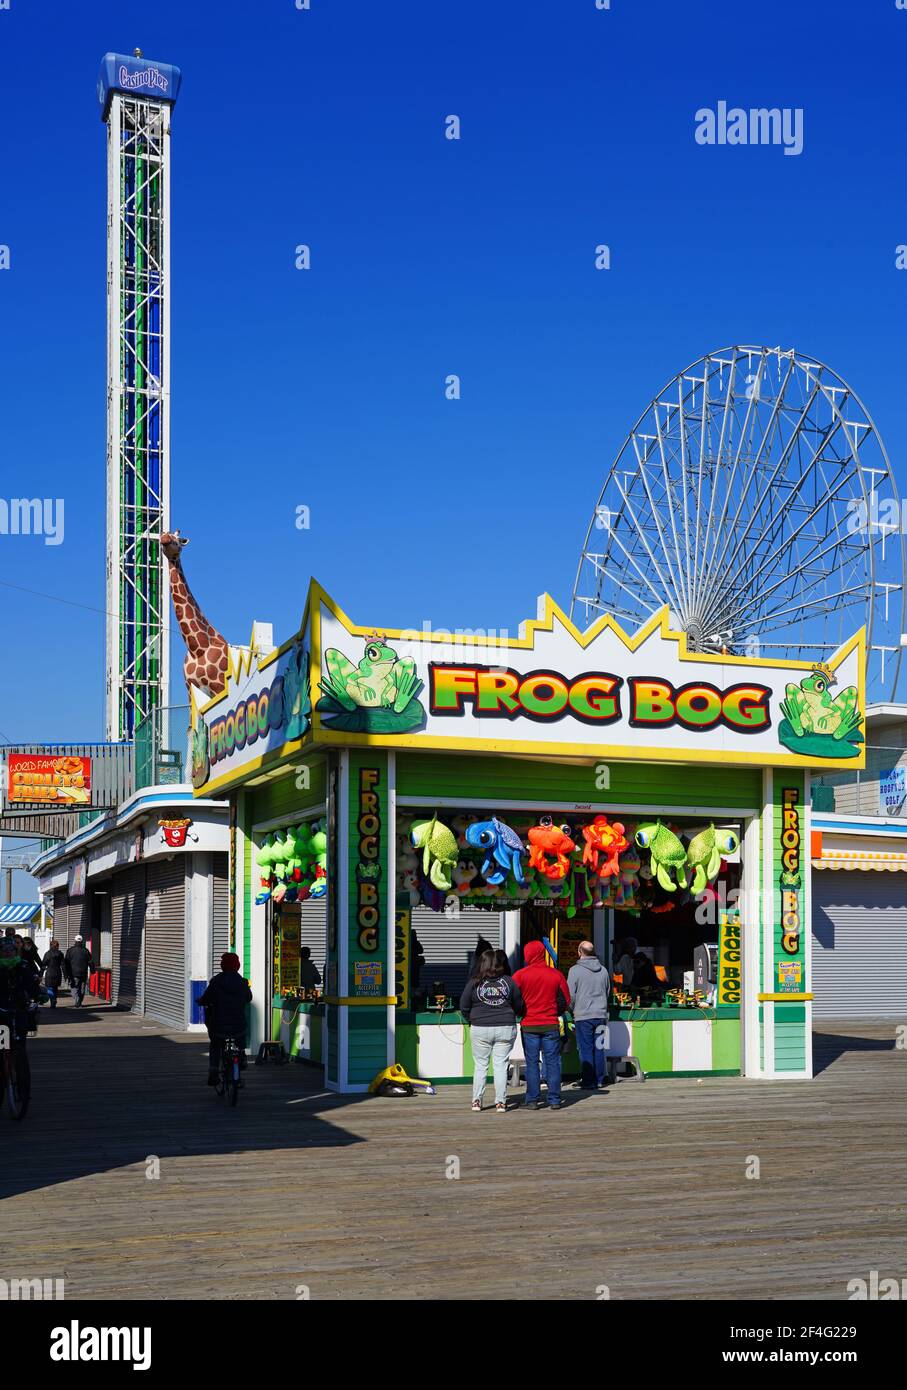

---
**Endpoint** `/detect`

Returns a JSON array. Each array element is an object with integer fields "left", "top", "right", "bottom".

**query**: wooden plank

[{"left": 2, "top": 1006, "right": 905, "bottom": 1300}]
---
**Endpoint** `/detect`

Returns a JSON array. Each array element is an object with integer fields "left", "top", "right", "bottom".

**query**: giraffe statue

[{"left": 161, "top": 531, "right": 230, "bottom": 699}]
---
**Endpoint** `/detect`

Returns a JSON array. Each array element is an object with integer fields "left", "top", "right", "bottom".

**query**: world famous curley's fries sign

[
  {"left": 192, "top": 583, "right": 866, "bottom": 794},
  {"left": 6, "top": 754, "right": 91, "bottom": 805}
]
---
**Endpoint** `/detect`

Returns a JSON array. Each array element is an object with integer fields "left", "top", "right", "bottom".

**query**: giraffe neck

[{"left": 169, "top": 559, "right": 225, "bottom": 657}]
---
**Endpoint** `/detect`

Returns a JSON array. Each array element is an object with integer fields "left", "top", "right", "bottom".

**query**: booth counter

[{"left": 270, "top": 1000, "right": 741, "bottom": 1081}]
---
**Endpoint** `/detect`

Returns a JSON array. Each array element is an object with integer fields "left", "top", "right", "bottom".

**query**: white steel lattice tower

[{"left": 99, "top": 52, "right": 182, "bottom": 742}]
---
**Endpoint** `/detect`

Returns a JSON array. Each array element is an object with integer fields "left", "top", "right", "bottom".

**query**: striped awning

[
  {"left": 812, "top": 850, "right": 907, "bottom": 872},
  {"left": 0, "top": 903, "right": 44, "bottom": 923}
]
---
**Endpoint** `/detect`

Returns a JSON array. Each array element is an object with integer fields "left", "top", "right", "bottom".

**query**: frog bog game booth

[{"left": 190, "top": 579, "right": 865, "bottom": 1092}]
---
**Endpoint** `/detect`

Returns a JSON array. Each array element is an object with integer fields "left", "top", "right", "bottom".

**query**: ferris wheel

[{"left": 571, "top": 345, "right": 906, "bottom": 702}]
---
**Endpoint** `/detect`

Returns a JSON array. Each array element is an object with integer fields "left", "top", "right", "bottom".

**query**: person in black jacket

[
  {"left": 19, "top": 936, "right": 43, "bottom": 984},
  {"left": 0, "top": 935, "right": 39, "bottom": 1021},
  {"left": 41, "top": 939, "right": 65, "bottom": 1009},
  {"left": 64, "top": 937, "right": 93, "bottom": 1007},
  {"left": 198, "top": 952, "right": 253, "bottom": 1085},
  {"left": 460, "top": 949, "right": 524, "bottom": 1113}
]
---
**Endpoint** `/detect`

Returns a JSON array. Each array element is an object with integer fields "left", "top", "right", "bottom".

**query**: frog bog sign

[
  {"left": 310, "top": 587, "right": 865, "bottom": 768},
  {"left": 192, "top": 582, "right": 866, "bottom": 795}
]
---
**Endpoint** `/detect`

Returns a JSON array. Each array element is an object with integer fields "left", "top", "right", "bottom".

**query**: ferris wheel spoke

[
  {"left": 724, "top": 526, "right": 869, "bottom": 627},
  {"left": 592, "top": 495, "right": 678, "bottom": 612},
  {"left": 581, "top": 552, "right": 665, "bottom": 618},
  {"left": 698, "top": 415, "right": 846, "bottom": 631},
  {"left": 577, "top": 596, "right": 655, "bottom": 630},
  {"left": 699, "top": 363, "right": 818, "bottom": 604},
  {"left": 676, "top": 383, "right": 698, "bottom": 616},
  {"left": 695, "top": 356, "right": 740, "bottom": 603},
  {"left": 694, "top": 353, "right": 794, "bottom": 608},
  {"left": 689, "top": 365, "right": 712, "bottom": 619},
  {"left": 703, "top": 446, "right": 857, "bottom": 635},
  {"left": 631, "top": 432, "right": 689, "bottom": 617},
  {"left": 693, "top": 358, "right": 769, "bottom": 607},
  {"left": 645, "top": 410, "right": 691, "bottom": 618},
  {"left": 727, "top": 581, "right": 872, "bottom": 638}
]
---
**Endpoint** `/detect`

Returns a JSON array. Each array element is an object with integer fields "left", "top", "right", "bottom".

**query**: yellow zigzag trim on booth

[{"left": 192, "top": 579, "right": 867, "bottom": 795}]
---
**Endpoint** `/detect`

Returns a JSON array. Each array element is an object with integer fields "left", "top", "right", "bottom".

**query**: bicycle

[
  {"left": 0, "top": 1005, "right": 36, "bottom": 1121},
  {"left": 214, "top": 1036, "right": 242, "bottom": 1107}
]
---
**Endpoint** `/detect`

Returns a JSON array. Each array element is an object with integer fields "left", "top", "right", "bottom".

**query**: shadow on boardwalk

[
  {"left": 812, "top": 1019, "right": 900, "bottom": 1076},
  {"left": 0, "top": 1003, "right": 365, "bottom": 1201}
]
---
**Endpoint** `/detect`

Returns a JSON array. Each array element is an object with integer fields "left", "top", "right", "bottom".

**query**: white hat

[{"left": 74, "top": 935, "right": 83, "bottom": 943}]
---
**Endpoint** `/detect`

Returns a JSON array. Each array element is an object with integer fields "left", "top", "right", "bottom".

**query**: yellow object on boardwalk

[{"left": 369, "top": 1062, "right": 435, "bottom": 1096}]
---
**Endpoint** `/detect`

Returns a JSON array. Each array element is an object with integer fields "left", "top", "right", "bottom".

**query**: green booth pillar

[
  {"left": 325, "top": 748, "right": 396, "bottom": 1092},
  {"left": 757, "top": 767, "right": 811, "bottom": 1078}
]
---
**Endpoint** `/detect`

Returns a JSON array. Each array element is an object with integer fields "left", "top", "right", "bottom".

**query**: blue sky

[{"left": 1, "top": 0, "right": 906, "bottom": 886}]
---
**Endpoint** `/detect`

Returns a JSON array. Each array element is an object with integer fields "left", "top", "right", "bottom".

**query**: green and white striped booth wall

[{"left": 409, "top": 1009, "right": 741, "bottom": 1083}]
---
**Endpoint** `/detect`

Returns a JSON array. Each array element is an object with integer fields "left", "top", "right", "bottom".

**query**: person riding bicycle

[
  {"left": 0, "top": 935, "right": 39, "bottom": 1028},
  {"left": 198, "top": 952, "right": 252, "bottom": 1086}
]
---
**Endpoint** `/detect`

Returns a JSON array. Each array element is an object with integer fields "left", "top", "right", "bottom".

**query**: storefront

[
  {"left": 810, "top": 813, "right": 907, "bottom": 1017},
  {"left": 32, "top": 787, "right": 229, "bottom": 1029},
  {"left": 192, "top": 580, "right": 866, "bottom": 1090}
]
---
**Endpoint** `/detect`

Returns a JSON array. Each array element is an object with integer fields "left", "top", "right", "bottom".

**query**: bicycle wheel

[
  {"left": 227, "top": 1054, "right": 239, "bottom": 1108},
  {"left": 7, "top": 1049, "right": 30, "bottom": 1121}
]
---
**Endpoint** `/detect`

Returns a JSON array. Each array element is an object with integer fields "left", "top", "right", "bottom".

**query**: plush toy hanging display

[
  {"left": 614, "top": 847, "right": 642, "bottom": 911},
  {"left": 580, "top": 815, "right": 628, "bottom": 880},
  {"left": 255, "top": 834, "right": 279, "bottom": 904},
  {"left": 309, "top": 825, "right": 328, "bottom": 897},
  {"left": 685, "top": 824, "right": 740, "bottom": 893},
  {"left": 634, "top": 821, "right": 689, "bottom": 891},
  {"left": 398, "top": 808, "right": 736, "bottom": 913},
  {"left": 255, "top": 820, "right": 328, "bottom": 906},
  {"left": 527, "top": 816, "right": 576, "bottom": 880},
  {"left": 465, "top": 817, "right": 528, "bottom": 886},
  {"left": 410, "top": 814, "right": 459, "bottom": 891}
]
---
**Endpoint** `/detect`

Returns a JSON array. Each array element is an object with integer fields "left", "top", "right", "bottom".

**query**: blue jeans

[
  {"left": 46, "top": 986, "right": 57, "bottom": 1009},
  {"left": 522, "top": 1030, "right": 562, "bottom": 1105},
  {"left": 72, "top": 977, "right": 87, "bottom": 1005},
  {"left": 470, "top": 1024, "right": 517, "bottom": 1104},
  {"left": 575, "top": 1018, "right": 608, "bottom": 1087}
]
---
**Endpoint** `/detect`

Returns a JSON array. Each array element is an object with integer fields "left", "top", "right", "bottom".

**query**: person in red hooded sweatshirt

[{"left": 513, "top": 940, "right": 571, "bottom": 1110}]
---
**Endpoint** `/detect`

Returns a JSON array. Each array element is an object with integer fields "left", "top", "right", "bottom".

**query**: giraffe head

[{"left": 161, "top": 530, "right": 188, "bottom": 563}]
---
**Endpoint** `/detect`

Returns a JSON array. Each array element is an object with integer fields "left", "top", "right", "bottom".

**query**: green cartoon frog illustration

[
  {"left": 317, "top": 636, "right": 425, "bottom": 733},
  {"left": 779, "top": 664, "right": 862, "bottom": 757}
]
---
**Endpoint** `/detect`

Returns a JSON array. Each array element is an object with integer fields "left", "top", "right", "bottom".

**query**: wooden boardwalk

[{"left": 1, "top": 1001, "right": 905, "bottom": 1300}]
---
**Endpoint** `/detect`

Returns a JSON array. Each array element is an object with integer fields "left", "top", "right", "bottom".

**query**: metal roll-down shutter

[
  {"left": 812, "top": 870, "right": 907, "bottom": 1017},
  {"left": 53, "top": 890, "right": 69, "bottom": 951},
  {"left": 144, "top": 858, "right": 187, "bottom": 1029},
  {"left": 211, "top": 854, "right": 230, "bottom": 974},
  {"left": 111, "top": 865, "right": 145, "bottom": 1011},
  {"left": 411, "top": 906, "right": 504, "bottom": 998}
]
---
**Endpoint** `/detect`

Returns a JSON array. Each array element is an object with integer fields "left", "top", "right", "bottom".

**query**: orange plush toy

[
  {"left": 527, "top": 816, "right": 576, "bottom": 880},
  {"left": 581, "top": 816, "right": 628, "bottom": 879}
]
